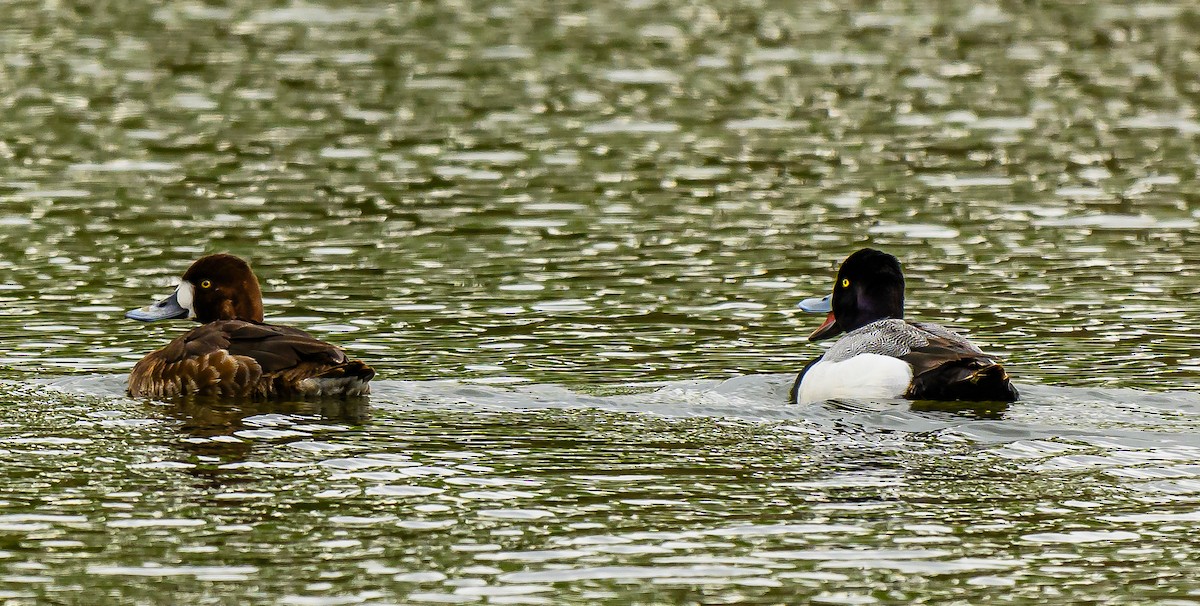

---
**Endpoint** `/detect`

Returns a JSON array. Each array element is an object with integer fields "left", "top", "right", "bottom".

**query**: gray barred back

[{"left": 821, "top": 319, "right": 984, "bottom": 363}]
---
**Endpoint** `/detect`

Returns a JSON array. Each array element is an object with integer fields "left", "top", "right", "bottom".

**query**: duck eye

[
  {"left": 841, "top": 278, "right": 850, "bottom": 288},
  {"left": 200, "top": 280, "right": 212, "bottom": 289}
]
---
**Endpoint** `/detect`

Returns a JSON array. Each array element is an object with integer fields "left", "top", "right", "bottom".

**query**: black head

[{"left": 809, "top": 248, "right": 906, "bottom": 341}]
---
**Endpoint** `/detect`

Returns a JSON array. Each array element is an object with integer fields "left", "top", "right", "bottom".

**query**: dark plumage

[
  {"left": 897, "top": 331, "right": 1017, "bottom": 402},
  {"left": 126, "top": 254, "right": 373, "bottom": 399},
  {"left": 791, "top": 248, "right": 1018, "bottom": 405}
]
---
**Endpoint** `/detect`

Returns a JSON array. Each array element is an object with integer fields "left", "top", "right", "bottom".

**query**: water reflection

[
  {"left": 163, "top": 396, "right": 370, "bottom": 465},
  {"left": 4, "top": 375, "right": 1200, "bottom": 602},
  {"left": 908, "top": 399, "right": 1009, "bottom": 420},
  {"left": 5, "top": 0, "right": 1200, "bottom": 602},
  {"left": 1, "top": 0, "right": 1199, "bottom": 392}
]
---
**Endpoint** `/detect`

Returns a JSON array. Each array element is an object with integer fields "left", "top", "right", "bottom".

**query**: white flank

[
  {"left": 176, "top": 282, "right": 196, "bottom": 319},
  {"left": 796, "top": 353, "right": 914, "bottom": 405}
]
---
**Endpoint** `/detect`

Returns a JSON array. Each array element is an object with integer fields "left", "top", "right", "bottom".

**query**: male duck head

[
  {"left": 126, "top": 254, "right": 264, "bottom": 324},
  {"left": 799, "top": 248, "right": 906, "bottom": 341}
]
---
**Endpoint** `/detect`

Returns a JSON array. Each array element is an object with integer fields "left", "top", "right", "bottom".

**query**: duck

[
  {"left": 125, "top": 253, "right": 374, "bottom": 400},
  {"left": 790, "top": 248, "right": 1018, "bottom": 405}
]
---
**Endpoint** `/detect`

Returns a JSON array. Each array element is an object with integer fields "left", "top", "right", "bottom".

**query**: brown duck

[{"left": 125, "top": 254, "right": 374, "bottom": 399}]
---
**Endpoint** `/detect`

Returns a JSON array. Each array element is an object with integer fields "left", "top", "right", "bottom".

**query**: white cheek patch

[{"left": 176, "top": 282, "right": 196, "bottom": 319}]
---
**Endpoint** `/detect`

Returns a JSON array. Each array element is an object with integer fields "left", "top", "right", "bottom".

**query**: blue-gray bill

[
  {"left": 126, "top": 291, "right": 188, "bottom": 322},
  {"left": 797, "top": 294, "right": 831, "bottom": 313},
  {"left": 797, "top": 294, "right": 840, "bottom": 340}
]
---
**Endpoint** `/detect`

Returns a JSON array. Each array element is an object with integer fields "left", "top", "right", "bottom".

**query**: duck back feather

[
  {"left": 899, "top": 327, "right": 1018, "bottom": 401},
  {"left": 128, "top": 320, "right": 373, "bottom": 399}
]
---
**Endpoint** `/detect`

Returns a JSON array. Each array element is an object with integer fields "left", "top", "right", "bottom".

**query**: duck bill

[
  {"left": 797, "top": 294, "right": 842, "bottom": 341},
  {"left": 797, "top": 295, "right": 831, "bottom": 314},
  {"left": 126, "top": 291, "right": 189, "bottom": 322}
]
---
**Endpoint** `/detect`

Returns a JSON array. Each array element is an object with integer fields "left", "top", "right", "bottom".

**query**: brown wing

[
  {"left": 223, "top": 322, "right": 373, "bottom": 397},
  {"left": 127, "top": 321, "right": 359, "bottom": 399},
  {"left": 223, "top": 322, "right": 348, "bottom": 374},
  {"left": 128, "top": 322, "right": 260, "bottom": 398},
  {"left": 900, "top": 335, "right": 1018, "bottom": 402},
  {"left": 899, "top": 334, "right": 988, "bottom": 373}
]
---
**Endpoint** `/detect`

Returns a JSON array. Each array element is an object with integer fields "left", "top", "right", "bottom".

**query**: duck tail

[
  {"left": 310, "top": 360, "right": 375, "bottom": 396},
  {"left": 329, "top": 360, "right": 375, "bottom": 382},
  {"left": 319, "top": 360, "right": 375, "bottom": 381},
  {"left": 905, "top": 358, "right": 1019, "bottom": 402}
]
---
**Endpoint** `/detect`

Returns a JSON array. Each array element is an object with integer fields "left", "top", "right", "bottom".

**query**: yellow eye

[
  {"left": 200, "top": 280, "right": 212, "bottom": 289},
  {"left": 841, "top": 278, "right": 850, "bottom": 288}
]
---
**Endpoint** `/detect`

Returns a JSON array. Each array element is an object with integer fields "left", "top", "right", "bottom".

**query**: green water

[{"left": 3, "top": 0, "right": 1200, "bottom": 603}]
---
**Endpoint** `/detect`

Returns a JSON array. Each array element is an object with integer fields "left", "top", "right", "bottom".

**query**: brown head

[{"left": 126, "top": 254, "right": 265, "bottom": 324}]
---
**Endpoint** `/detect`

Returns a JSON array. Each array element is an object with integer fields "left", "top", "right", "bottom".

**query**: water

[
  {"left": 10, "top": 377, "right": 1200, "bottom": 603},
  {"left": 3, "top": 0, "right": 1200, "bottom": 602}
]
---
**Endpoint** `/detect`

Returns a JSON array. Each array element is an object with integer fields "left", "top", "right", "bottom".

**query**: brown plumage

[
  {"left": 126, "top": 254, "right": 374, "bottom": 399},
  {"left": 899, "top": 332, "right": 1016, "bottom": 402}
]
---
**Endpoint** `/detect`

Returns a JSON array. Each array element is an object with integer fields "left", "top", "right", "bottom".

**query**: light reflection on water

[
  {"left": 2, "top": 0, "right": 1200, "bottom": 390},
  {"left": 4, "top": 0, "right": 1200, "bottom": 602},
  {"left": 6, "top": 376, "right": 1200, "bottom": 603}
]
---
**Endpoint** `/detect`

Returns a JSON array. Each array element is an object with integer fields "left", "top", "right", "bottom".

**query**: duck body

[
  {"left": 791, "top": 318, "right": 1017, "bottom": 405},
  {"left": 790, "top": 248, "right": 1018, "bottom": 405},
  {"left": 128, "top": 320, "right": 373, "bottom": 399},
  {"left": 126, "top": 254, "right": 373, "bottom": 400}
]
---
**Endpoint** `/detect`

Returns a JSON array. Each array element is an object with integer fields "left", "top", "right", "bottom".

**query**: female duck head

[
  {"left": 802, "top": 248, "right": 905, "bottom": 341},
  {"left": 126, "top": 254, "right": 264, "bottom": 324}
]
